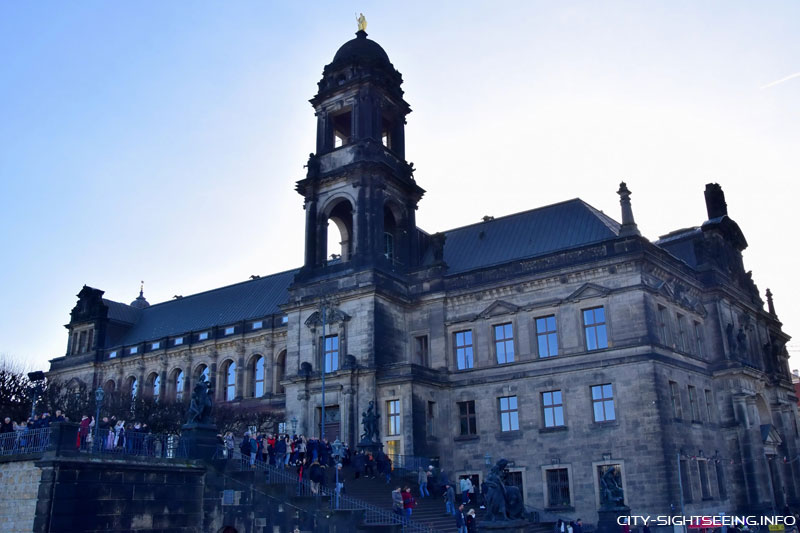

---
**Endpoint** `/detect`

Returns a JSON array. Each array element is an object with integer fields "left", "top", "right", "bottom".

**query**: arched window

[
  {"left": 324, "top": 198, "right": 354, "bottom": 263},
  {"left": 153, "top": 375, "right": 161, "bottom": 403},
  {"left": 174, "top": 370, "right": 185, "bottom": 401},
  {"left": 195, "top": 364, "right": 209, "bottom": 384},
  {"left": 252, "top": 356, "right": 265, "bottom": 397},
  {"left": 128, "top": 377, "right": 138, "bottom": 400},
  {"left": 225, "top": 361, "right": 236, "bottom": 401},
  {"left": 104, "top": 379, "right": 116, "bottom": 394},
  {"left": 275, "top": 351, "right": 286, "bottom": 394}
]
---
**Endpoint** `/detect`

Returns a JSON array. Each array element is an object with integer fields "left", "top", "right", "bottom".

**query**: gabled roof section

[
  {"left": 110, "top": 269, "right": 299, "bottom": 348},
  {"left": 429, "top": 199, "right": 621, "bottom": 275}
]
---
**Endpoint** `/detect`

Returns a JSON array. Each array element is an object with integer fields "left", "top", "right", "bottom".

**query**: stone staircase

[{"left": 340, "top": 465, "right": 555, "bottom": 533}]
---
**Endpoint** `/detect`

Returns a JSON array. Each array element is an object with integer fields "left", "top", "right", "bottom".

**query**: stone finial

[
  {"left": 616, "top": 182, "right": 640, "bottom": 237},
  {"left": 766, "top": 288, "right": 776, "bottom": 316},
  {"left": 704, "top": 183, "right": 728, "bottom": 219}
]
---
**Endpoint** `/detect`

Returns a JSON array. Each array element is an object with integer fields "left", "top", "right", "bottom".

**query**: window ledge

[
  {"left": 496, "top": 430, "right": 523, "bottom": 441},
  {"left": 539, "top": 426, "right": 568, "bottom": 434},
  {"left": 546, "top": 506, "right": 575, "bottom": 512},
  {"left": 591, "top": 421, "right": 619, "bottom": 428},
  {"left": 454, "top": 435, "right": 480, "bottom": 442}
]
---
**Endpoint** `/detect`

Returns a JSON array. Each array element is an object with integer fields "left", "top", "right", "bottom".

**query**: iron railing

[
  {"left": 0, "top": 427, "right": 52, "bottom": 456},
  {"left": 224, "top": 450, "right": 437, "bottom": 533},
  {"left": 78, "top": 428, "right": 186, "bottom": 458}
]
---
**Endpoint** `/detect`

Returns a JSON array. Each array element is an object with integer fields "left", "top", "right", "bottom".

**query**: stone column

[
  {"left": 235, "top": 346, "right": 245, "bottom": 400},
  {"left": 265, "top": 353, "right": 274, "bottom": 396},
  {"left": 342, "top": 387, "right": 355, "bottom": 445},
  {"left": 298, "top": 391, "right": 310, "bottom": 436}
]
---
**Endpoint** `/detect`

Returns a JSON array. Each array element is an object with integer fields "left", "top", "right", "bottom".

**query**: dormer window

[
  {"left": 129, "top": 346, "right": 138, "bottom": 355},
  {"left": 109, "top": 351, "right": 117, "bottom": 359},
  {"left": 252, "top": 321, "right": 263, "bottom": 330},
  {"left": 332, "top": 109, "right": 352, "bottom": 148},
  {"left": 198, "top": 331, "right": 209, "bottom": 341},
  {"left": 224, "top": 326, "right": 235, "bottom": 335},
  {"left": 174, "top": 337, "right": 184, "bottom": 346},
  {"left": 281, "top": 316, "right": 289, "bottom": 325},
  {"left": 151, "top": 342, "right": 160, "bottom": 350}
]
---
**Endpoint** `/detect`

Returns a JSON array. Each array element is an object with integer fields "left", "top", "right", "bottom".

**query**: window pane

[
  {"left": 584, "top": 309, "right": 593, "bottom": 324},
  {"left": 605, "top": 400, "right": 615, "bottom": 420},
  {"left": 536, "top": 318, "right": 546, "bottom": 331},
  {"left": 543, "top": 392, "right": 552, "bottom": 406},
  {"left": 510, "top": 412, "right": 519, "bottom": 431},
  {"left": 500, "top": 397, "right": 508, "bottom": 410},
  {"left": 594, "top": 402, "right": 604, "bottom": 422},
  {"left": 509, "top": 396, "right": 517, "bottom": 409},
  {"left": 465, "top": 331, "right": 472, "bottom": 344},
  {"left": 538, "top": 337, "right": 549, "bottom": 357},
  {"left": 545, "top": 409, "right": 554, "bottom": 427},
  {"left": 549, "top": 333, "right": 558, "bottom": 355},
  {"left": 586, "top": 328, "right": 597, "bottom": 351},
  {"left": 595, "top": 307, "right": 605, "bottom": 322},
  {"left": 547, "top": 316, "right": 556, "bottom": 330},
  {"left": 592, "top": 386, "right": 601, "bottom": 400},
  {"left": 506, "top": 342, "right": 514, "bottom": 362},
  {"left": 555, "top": 407, "right": 564, "bottom": 426},
  {"left": 597, "top": 325, "right": 608, "bottom": 348},
  {"left": 603, "top": 384, "right": 613, "bottom": 398},
  {"left": 553, "top": 391, "right": 561, "bottom": 404}
]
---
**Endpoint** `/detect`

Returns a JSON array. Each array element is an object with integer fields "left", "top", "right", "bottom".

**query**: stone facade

[
  {"left": 0, "top": 460, "right": 42, "bottom": 533},
  {"left": 47, "top": 29, "right": 797, "bottom": 525}
]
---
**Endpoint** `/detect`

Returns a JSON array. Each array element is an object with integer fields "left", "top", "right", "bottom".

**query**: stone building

[{"left": 48, "top": 28, "right": 798, "bottom": 522}]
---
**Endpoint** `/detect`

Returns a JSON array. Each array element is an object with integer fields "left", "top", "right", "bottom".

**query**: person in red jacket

[{"left": 402, "top": 486, "right": 415, "bottom": 518}]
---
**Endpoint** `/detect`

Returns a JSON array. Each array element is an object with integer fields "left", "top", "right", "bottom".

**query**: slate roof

[
  {"left": 433, "top": 199, "right": 621, "bottom": 275},
  {"left": 106, "top": 269, "right": 298, "bottom": 348},
  {"left": 100, "top": 199, "right": 623, "bottom": 349}
]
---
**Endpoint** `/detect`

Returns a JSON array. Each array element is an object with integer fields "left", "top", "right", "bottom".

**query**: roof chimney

[
  {"left": 616, "top": 182, "right": 640, "bottom": 237},
  {"left": 704, "top": 183, "right": 728, "bottom": 219}
]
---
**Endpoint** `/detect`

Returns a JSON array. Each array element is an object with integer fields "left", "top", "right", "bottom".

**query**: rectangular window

[
  {"left": 427, "top": 401, "right": 435, "bottom": 436},
  {"left": 542, "top": 390, "right": 564, "bottom": 428},
  {"left": 658, "top": 305, "right": 670, "bottom": 346},
  {"left": 281, "top": 316, "right": 289, "bottom": 325},
  {"left": 79, "top": 330, "right": 87, "bottom": 353},
  {"left": 694, "top": 322, "right": 704, "bottom": 357},
  {"left": 591, "top": 384, "right": 615, "bottom": 422},
  {"left": 680, "top": 459, "right": 693, "bottom": 502},
  {"left": 583, "top": 307, "right": 608, "bottom": 350},
  {"left": 198, "top": 331, "right": 209, "bottom": 341},
  {"left": 224, "top": 326, "right": 235, "bottom": 335},
  {"left": 151, "top": 342, "right": 160, "bottom": 350},
  {"left": 536, "top": 315, "right": 559, "bottom": 357},
  {"left": 494, "top": 323, "right": 515, "bottom": 364},
  {"left": 87, "top": 329, "right": 94, "bottom": 351},
  {"left": 252, "top": 321, "right": 263, "bottom": 330},
  {"left": 698, "top": 461, "right": 711, "bottom": 499},
  {"left": 669, "top": 381, "right": 682, "bottom": 418},
  {"left": 387, "top": 399, "right": 400, "bottom": 436},
  {"left": 324, "top": 334, "right": 339, "bottom": 373},
  {"left": 677, "top": 314, "right": 688, "bottom": 352},
  {"left": 458, "top": 400, "right": 477, "bottom": 436},
  {"left": 704, "top": 389, "right": 714, "bottom": 422},
  {"left": 108, "top": 351, "right": 117, "bottom": 359},
  {"left": 414, "top": 335, "right": 429, "bottom": 366},
  {"left": 715, "top": 461, "right": 727, "bottom": 499},
  {"left": 129, "top": 346, "right": 138, "bottom": 355},
  {"left": 546, "top": 468, "right": 571, "bottom": 507},
  {"left": 72, "top": 332, "right": 79, "bottom": 354},
  {"left": 499, "top": 395, "right": 520, "bottom": 432},
  {"left": 174, "top": 337, "right": 184, "bottom": 346},
  {"left": 688, "top": 385, "right": 700, "bottom": 421},
  {"left": 454, "top": 330, "right": 474, "bottom": 370}
]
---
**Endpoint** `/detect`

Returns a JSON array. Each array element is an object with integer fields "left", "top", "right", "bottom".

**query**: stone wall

[{"left": 0, "top": 459, "right": 42, "bottom": 533}]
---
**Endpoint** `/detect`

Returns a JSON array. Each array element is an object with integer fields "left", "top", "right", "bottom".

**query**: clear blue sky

[{"left": 1, "top": 2, "right": 799, "bottom": 371}]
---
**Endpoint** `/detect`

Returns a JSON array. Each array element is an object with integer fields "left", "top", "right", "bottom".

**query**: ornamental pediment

[
  {"left": 304, "top": 306, "right": 351, "bottom": 328},
  {"left": 565, "top": 283, "right": 610, "bottom": 303},
  {"left": 476, "top": 300, "right": 519, "bottom": 320}
]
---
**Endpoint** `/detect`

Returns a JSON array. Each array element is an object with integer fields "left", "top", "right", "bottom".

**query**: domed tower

[{"left": 295, "top": 28, "right": 424, "bottom": 279}]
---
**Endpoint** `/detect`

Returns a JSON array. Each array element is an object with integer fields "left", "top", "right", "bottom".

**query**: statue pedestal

[
  {"left": 478, "top": 520, "right": 530, "bottom": 533},
  {"left": 180, "top": 423, "right": 219, "bottom": 461},
  {"left": 356, "top": 439, "right": 383, "bottom": 456},
  {"left": 597, "top": 507, "right": 630, "bottom": 533}
]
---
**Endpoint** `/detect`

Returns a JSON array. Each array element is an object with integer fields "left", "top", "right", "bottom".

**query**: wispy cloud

[{"left": 760, "top": 72, "right": 800, "bottom": 89}]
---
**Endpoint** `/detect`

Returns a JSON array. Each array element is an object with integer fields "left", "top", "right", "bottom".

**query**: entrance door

[{"left": 318, "top": 405, "right": 340, "bottom": 441}]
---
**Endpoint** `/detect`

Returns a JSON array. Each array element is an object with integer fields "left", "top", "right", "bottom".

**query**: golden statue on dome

[{"left": 356, "top": 13, "right": 367, "bottom": 32}]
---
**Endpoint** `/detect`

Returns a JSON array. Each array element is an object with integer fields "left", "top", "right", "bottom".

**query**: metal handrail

[
  {"left": 0, "top": 427, "right": 52, "bottom": 456},
  {"left": 78, "top": 428, "right": 185, "bottom": 458}
]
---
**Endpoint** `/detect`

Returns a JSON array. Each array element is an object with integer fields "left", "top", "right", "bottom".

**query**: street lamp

[
  {"left": 332, "top": 438, "right": 344, "bottom": 509},
  {"left": 291, "top": 416, "right": 298, "bottom": 436},
  {"left": 94, "top": 387, "right": 105, "bottom": 451},
  {"left": 27, "top": 371, "right": 45, "bottom": 420}
]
